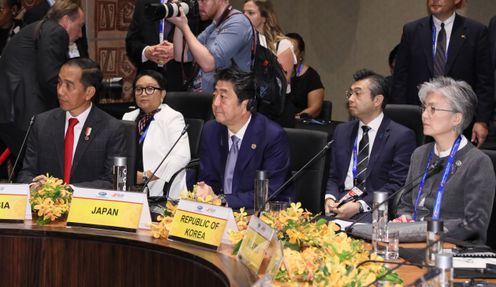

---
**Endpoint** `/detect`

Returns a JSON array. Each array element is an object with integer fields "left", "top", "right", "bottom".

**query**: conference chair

[
  {"left": 317, "top": 100, "right": 333, "bottom": 121},
  {"left": 481, "top": 149, "right": 496, "bottom": 249},
  {"left": 284, "top": 128, "right": 329, "bottom": 214},
  {"left": 163, "top": 118, "right": 204, "bottom": 196},
  {"left": 384, "top": 104, "right": 425, "bottom": 147},
  {"left": 164, "top": 91, "right": 213, "bottom": 122},
  {"left": 121, "top": 120, "right": 137, "bottom": 189}
]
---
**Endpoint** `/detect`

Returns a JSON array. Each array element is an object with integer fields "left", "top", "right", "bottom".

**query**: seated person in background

[
  {"left": 198, "top": 67, "right": 292, "bottom": 209},
  {"left": 286, "top": 32, "right": 325, "bottom": 119},
  {"left": 122, "top": 70, "right": 191, "bottom": 200},
  {"left": 17, "top": 58, "right": 126, "bottom": 189},
  {"left": 395, "top": 77, "right": 496, "bottom": 243},
  {"left": 325, "top": 69, "right": 416, "bottom": 222}
]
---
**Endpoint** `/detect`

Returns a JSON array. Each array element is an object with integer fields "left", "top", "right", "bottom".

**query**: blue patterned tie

[
  {"left": 434, "top": 23, "right": 446, "bottom": 77},
  {"left": 224, "top": 135, "right": 240, "bottom": 195}
]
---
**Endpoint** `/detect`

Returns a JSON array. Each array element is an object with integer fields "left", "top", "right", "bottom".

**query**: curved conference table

[{"left": 0, "top": 222, "right": 257, "bottom": 287}]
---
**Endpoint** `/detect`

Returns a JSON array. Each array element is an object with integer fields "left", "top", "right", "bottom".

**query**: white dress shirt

[{"left": 432, "top": 12, "right": 456, "bottom": 55}]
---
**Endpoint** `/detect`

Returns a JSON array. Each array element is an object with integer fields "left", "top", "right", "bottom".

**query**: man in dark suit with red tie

[
  {"left": 392, "top": 0, "right": 494, "bottom": 147},
  {"left": 17, "top": 58, "right": 126, "bottom": 189},
  {"left": 325, "top": 70, "right": 416, "bottom": 222}
]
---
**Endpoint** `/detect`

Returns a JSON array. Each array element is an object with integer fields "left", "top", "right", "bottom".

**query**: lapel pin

[
  {"left": 461, "top": 34, "right": 466, "bottom": 39},
  {"left": 85, "top": 127, "right": 92, "bottom": 141},
  {"left": 251, "top": 144, "right": 257, "bottom": 150}
]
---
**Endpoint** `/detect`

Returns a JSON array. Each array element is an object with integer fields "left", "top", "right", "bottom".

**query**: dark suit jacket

[
  {"left": 326, "top": 117, "right": 416, "bottom": 219},
  {"left": 0, "top": 19, "right": 68, "bottom": 130},
  {"left": 125, "top": 0, "right": 209, "bottom": 91},
  {"left": 23, "top": 1, "right": 88, "bottom": 57},
  {"left": 392, "top": 14, "right": 494, "bottom": 124},
  {"left": 17, "top": 106, "right": 127, "bottom": 189},
  {"left": 490, "top": 16, "right": 496, "bottom": 70},
  {"left": 199, "top": 113, "right": 292, "bottom": 209}
]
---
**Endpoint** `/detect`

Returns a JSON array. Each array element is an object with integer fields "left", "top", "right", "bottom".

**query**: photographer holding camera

[{"left": 167, "top": 0, "right": 253, "bottom": 93}]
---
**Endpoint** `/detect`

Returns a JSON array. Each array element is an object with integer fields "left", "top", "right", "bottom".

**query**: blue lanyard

[
  {"left": 431, "top": 23, "right": 448, "bottom": 59},
  {"left": 413, "top": 135, "right": 461, "bottom": 220},
  {"left": 352, "top": 133, "right": 366, "bottom": 188},
  {"left": 159, "top": 0, "right": 166, "bottom": 42},
  {"left": 138, "top": 118, "right": 154, "bottom": 144}
]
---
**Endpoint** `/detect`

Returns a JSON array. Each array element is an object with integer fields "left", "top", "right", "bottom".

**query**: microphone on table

[
  {"left": 255, "top": 139, "right": 334, "bottom": 216},
  {"left": 343, "top": 159, "right": 444, "bottom": 234},
  {"left": 8, "top": 115, "right": 36, "bottom": 183},
  {"left": 140, "top": 124, "right": 189, "bottom": 201}
]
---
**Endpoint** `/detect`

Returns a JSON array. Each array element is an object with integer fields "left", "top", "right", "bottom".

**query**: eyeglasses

[
  {"left": 345, "top": 89, "right": 366, "bottom": 99},
  {"left": 135, "top": 86, "right": 162, "bottom": 96},
  {"left": 421, "top": 105, "right": 456, "bottom": 115}
]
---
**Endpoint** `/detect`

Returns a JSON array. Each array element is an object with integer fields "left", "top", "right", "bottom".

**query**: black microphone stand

[
  {"left": 140, "top": 124, "right": 189, "bottom": 202},
  {"left": 255, "top": 139, "right": 334, "bottom": 216},
  {"left": 343, "top": 159, "right": 444, "bottom": 233},
  {"left": 8, "top": 115, "right": 35, "bottom": 183}
]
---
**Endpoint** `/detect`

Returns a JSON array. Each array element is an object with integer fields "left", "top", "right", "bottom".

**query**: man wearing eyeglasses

[
  {"left": 324, "top": 69, "right": 416, "bottom": 222},
  {"left": 17, "top": 58, "right": 126, "bottom": 189}
]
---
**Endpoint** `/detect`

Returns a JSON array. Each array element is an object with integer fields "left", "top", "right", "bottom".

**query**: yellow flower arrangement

[
  {"left": 150, "top": 196, "right": 402, "bottom": 286},
  {"left": 230, "top": 202, "right": 403, "bottom": 286},
  {"left": 29, "top": 175, "right": 72, "bottom": 225}
]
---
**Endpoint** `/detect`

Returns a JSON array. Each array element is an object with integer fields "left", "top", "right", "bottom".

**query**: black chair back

[
  {"left": 121, "top": 120, "right": 137, "bottom": 189},
  {"left": 165, "top": 92, "right": 213, "bottom": 122},
  {"left": 185, "top": 118, "right": 204, "bottom": 159},
  {"left": 317, "top": 100, "right": 333, "bottom": 121},
  {"left": 384, "top": 104, "right": 424, "bottom": 146},
  {"left": 284, "top": 128, "right": 329, "bottom": 214},
  {"left": 482, "top": 149, "right": 496, "bottom": 249}
]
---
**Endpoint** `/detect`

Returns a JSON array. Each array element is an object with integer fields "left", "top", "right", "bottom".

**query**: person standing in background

[
  {"left": 392, "top": 0, "right": 494, "bottom": 147},
  {"left": 0, "top": 0, "right": 85, "bottom": 163}
]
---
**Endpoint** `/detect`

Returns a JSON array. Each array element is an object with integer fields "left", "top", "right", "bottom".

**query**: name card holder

[
  {"left": 0, "top": 184, "right": 30, "bottom": 223},
  {"left": 67, "top": 187, "right": 151, "bottom": 232},
  {"left": 236, "top": 216, "right": 276, "bottom": 274},
  {"left": 168, "top": 200, "right": 236, "bottom": 251}
]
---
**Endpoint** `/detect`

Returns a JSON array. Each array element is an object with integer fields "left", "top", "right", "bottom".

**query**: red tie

[{"left": 64, "top": 118, "right": 79, "bottom": 184}]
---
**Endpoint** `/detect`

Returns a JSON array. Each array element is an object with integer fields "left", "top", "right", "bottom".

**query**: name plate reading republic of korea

[
  {"left": 168, "top": 200, "right": 233, "bottom": 250},
  {"left": 67, "top": 187, "right": 146, "bottom": 232},
  {"left": 0, "top": 184, "right": 30, "bottom": 223},
  {"left": 236, "top": 216, "right": 276, "bottom": 274}
]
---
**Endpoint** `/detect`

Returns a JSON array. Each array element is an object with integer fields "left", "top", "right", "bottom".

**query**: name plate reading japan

[
  {"left": 67, "top": 187, "right": 150, "bottom": 232},
  {"left": 168, "top": 200, "right": 237, "bottom": 250},
  {"left": 0, "top": 184, "right": 30, "bottom": 222}
]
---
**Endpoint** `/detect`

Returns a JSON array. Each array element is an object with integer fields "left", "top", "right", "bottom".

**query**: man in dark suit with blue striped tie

[{"left": 325, "top": 70, "right": 416, "bottom": 222}]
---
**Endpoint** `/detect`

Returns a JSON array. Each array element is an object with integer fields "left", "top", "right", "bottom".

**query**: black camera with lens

[{"left": 145, "top": 0, "right": 198, "bottom": 20}]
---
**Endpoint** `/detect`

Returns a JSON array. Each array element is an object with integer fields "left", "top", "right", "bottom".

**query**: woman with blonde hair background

[{"left": 243, "top": 0, "right": 297, "bottom": 127}]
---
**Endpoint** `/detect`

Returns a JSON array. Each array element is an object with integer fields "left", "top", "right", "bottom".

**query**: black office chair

[
  {"left": 163, "top": 118, "right": 204, "bottom": 196},
  {"left": 317, "top": 100, "right": 333, "bottom": 121},
  {"left": 284, "top": 128, "right": 329, "bottom": 214},
  {"left": 121, "top": 120, "right": 137, "bottom": 189},
  {"left": 384, "top": 104, "right": 425, "bottom": 147},
  {"left": 165, "top": 91, "right": 213, "bottom": 122},
  {"left": 185, "top": 118, "right": 204, "bottom": 159},
  {"left": 482, "top": 149, "right": 496, "bottom": 249}
]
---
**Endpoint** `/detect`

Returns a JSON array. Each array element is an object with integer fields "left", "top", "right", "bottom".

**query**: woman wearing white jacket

[{"left": 123, "top": 70, "right": 190, "bottom": 201}]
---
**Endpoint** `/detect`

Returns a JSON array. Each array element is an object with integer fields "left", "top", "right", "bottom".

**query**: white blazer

[{"left": 123, "top": 104, "right": 191, "bottom": 199}]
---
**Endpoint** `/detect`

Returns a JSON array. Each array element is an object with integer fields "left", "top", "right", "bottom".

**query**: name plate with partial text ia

[
  {"left": 0, "top": 184, "right": 31, "bottom": 222},
  {"left": 67, "top": 187, "right": 151, "bottom": 232}
]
